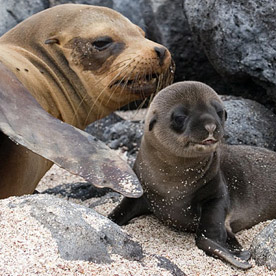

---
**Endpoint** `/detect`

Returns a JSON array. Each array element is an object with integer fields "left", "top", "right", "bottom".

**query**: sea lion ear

[
  {"left": 224, "top": 110, "right": 228, "bottom": 121},
  {"left": 149, "top": 114, "right": 157, "bottom": 131},
  {"left": 45, "top": 37, "right": 60, "bottom": 45}
]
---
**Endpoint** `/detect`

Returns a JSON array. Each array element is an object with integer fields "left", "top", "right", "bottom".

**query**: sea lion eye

[
  {"left": 170, "top": 106, "right": 187, "bottom": 133},
  {"left": 92, "top": 36, "right": 113, "bottom": 50}
]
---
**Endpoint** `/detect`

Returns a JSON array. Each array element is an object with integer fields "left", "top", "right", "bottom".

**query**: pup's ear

[
  {"left": 224, "top": 110, "right": 228, "bottom": 121},
  {"left": 149, "top": 114, "right": 157, "bottom": 131}
]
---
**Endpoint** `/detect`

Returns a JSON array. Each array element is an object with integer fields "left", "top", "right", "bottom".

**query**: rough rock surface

[
  {"left": 223, "top": 96, "right": 276, "bottom": 150},
  {"left": 5, "top": 194, "right": 143, "bottom": 263},
  {"left": 86, "top": 112, "right": 144, "bottom": 165},
  {"left": 251, "top": 220, "right": 276, "bottom": 270},
  {"left": 0, "top": 0, "right": 47, "bottom": 36},
  {"left": 184, "top": 0, "right": 276, "bottom": 107}
]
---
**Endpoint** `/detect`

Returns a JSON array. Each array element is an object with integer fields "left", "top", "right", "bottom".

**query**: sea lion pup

[
  {"left": 109, "top": 81, "right": 276, "bottom": 269},
  {"left": 0, "top": 4, "right": 174, "bottom": 199}
]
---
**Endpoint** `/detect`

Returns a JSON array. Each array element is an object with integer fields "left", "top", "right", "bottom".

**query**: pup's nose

[
  {"left": 205, "top": 123, "right": 216, "bottom": 134},
  {"left": 154, "top": 46, "right": 167, "bottom": 66}
]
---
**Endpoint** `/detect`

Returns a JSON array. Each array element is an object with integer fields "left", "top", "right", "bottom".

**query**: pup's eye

[
  {"left": 171, "top": 114, "right": 187, "bottom": 133},
  {"left": 173, "top": 115, "right": 186, "bottom": 126},
  {"left": 92, "top": 36, "right": 113, "bottom": 50},
  {"left": 170, "top": 106, "right": 188, "bottom": 133}
]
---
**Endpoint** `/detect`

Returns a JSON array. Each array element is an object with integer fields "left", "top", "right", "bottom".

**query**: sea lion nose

[
  {"left": 205, "top": 123, "right": 216, "bottom": 134},
  {"left": 154, "top": 46, "right": 167, "bottom": 66}
]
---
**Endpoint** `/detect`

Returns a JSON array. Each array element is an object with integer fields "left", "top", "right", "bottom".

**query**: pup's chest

[{"left": 143, "top": 180, "right": 202, "bottom": 231}]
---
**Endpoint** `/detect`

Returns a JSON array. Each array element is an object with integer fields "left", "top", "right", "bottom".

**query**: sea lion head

[
  {"left": 0, "top": 4, "right": 174, "bottom": 125},
  {"left": 144, "top": 81, "right": 227, "bottom": 158},
  {"left": 44, "top": 4, "right": 174, "bottom": 120}
]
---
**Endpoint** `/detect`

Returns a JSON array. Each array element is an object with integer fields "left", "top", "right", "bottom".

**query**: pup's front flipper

[
  {"left": 226, "top": 229, "right": 251, "bottom": 261},
  {"left": 196, "top": 196, "right": 251, "bottom": 269},
  {"left": 108, "top": 196, "right": 151, "bottom": 225},
  {"left": 196, "top": 235, "right": 251, "bottom": 269}
]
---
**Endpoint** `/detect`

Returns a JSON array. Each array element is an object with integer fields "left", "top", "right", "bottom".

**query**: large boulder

[
  {"left": 184, "top": 0, "right": 276, "bottom": 107},
  {"left": 223, "top": 96, "right": 276, "bottom": 150},
  {"left": 3, "top": 194, "right": 143, "bottom": 263}
]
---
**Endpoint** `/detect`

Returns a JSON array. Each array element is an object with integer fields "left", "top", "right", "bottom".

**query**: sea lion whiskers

[
  {"left": 100, "top": 57, "right": 139, "bottom": 106},
  {"left": 84, "top": 55, "right": 140, "bottom": 123},
  {"left": 83, "top": 57, "right": 136, "bottom": 125},
  {"left": 70, "top": 57, "right": 138, "bottom": 125},
  {"left": 100, "top": 68, "right": 133, "bottom": 118}
]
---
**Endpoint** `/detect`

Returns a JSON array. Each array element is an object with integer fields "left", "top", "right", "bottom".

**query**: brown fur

[{"left": 0, "top": 4, "right": 174, "bottom": 198}]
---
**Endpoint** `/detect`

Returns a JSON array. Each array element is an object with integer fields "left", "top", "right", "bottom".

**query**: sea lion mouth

[
  {"left": 187, "top": 138, "right": 218, "bottom": 148},
  {"left": 110, "top": 74, "right": 158, "bottom": 97},
  {"left": 201, "top": 138, "right": 218, "bottom": 145}
]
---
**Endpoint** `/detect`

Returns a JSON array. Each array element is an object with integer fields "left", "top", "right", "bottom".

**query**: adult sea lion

[
  {"left": 0, "top": 4, "right": 174, "bottom": 199},
  {"left": 109, "top": 81, "right": 276, "bottom": 269}
]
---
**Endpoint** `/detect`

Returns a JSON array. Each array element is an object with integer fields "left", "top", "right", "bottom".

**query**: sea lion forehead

[
  {"left": 58, "top": 5, "right": 143, "bottom": 39},
  {"left": 151, "top": 81, "right": 222, "bottom": 113}
]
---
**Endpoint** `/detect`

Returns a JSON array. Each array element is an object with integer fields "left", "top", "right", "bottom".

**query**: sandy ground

[{"left": 21, "top": 164, "right": 274, "bottom": 276}]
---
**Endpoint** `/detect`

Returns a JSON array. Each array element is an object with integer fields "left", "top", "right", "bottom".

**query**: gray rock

[
  {"left": 251, "top": 220, "right": 276, "bottom": 270},
  {"left": 113, "top": 0, "right": 146, "bottom": 32},
  {"left": 223, "top": 96, "right": 276, "bottom": 150},
  {"left": 0, "top": 0, "right": 47, "bottom": 36},
  {"left": 85, "top": 113, "right": 124, "bottom": 143},
  {"left": 155, "top": 255, "right": 187, "bottom": 276},
  {"left": 103, "top": 120, "right": 143, "bottom": 151},
  {"left": 88, "top": 96, "right": 276, "bottom": 161},
  {"left": 8, "top": 194, "right": 143, "bottom": 263},
  {"left": 139, "top": 0, "right": 225, "bottom": 89},
  {"left": 184, "top": 0, "right": 276, "bottom": 107},
  {"left": 86, "top": 113, "right": 143, "bottom": 166}
]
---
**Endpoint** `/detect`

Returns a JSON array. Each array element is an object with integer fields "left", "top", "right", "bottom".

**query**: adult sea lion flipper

[{"left": 0, "top": 62, "right": 142, "bottom": 198}]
